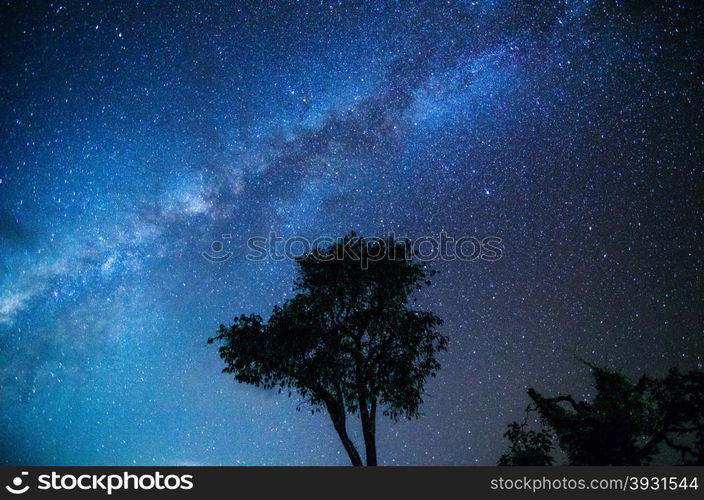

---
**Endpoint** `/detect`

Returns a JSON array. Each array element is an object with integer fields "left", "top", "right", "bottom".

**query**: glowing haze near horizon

[{"left": 1, "top": 0, "right": 702, "bottom": 465}]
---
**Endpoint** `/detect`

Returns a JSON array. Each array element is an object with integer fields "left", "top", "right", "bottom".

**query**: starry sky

[{"left": 1, "top": 0, "right": 703, "bottom": 465}]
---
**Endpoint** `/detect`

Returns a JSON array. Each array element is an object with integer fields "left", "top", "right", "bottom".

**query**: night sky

[{"left": 1, "top": 0, "right": 703, "bottom": 465}]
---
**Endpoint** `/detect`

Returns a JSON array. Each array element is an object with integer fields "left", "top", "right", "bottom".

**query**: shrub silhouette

[{"left": 499, "top": 362, "right": 704, "bottom": 465}]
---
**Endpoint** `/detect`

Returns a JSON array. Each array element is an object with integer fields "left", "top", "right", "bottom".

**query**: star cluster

[{"left": 0, "top": 0, "right": 702, "bottom": 465}]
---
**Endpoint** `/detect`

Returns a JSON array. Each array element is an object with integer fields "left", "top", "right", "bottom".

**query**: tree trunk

[
  {"left": 352, "top": 334, "right": 377, "bottom": 466},
  {"left": 326, "top": 401, "right": 363, "bottom": 466},
  {"left": 359, "top": 397, "right": 377, "bottom": 466}
]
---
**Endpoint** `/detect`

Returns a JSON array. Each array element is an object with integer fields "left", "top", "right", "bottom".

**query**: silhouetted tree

[
  {"left": 646, "top": 367, "right": 704, "bottom": 465},
  {"left": 498, "top": 421, "right": 554, "bottom": 466},
  {"left": 209, "top": 234, "right": 448, "bottom": 466},
  {"left": 499, "top": 362, "right": 704, "bottom": 465}
]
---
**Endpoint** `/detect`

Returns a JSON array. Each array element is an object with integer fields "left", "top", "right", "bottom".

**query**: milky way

[{"left": 1, "top": 1, "right": 702, "bottom": 465}]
